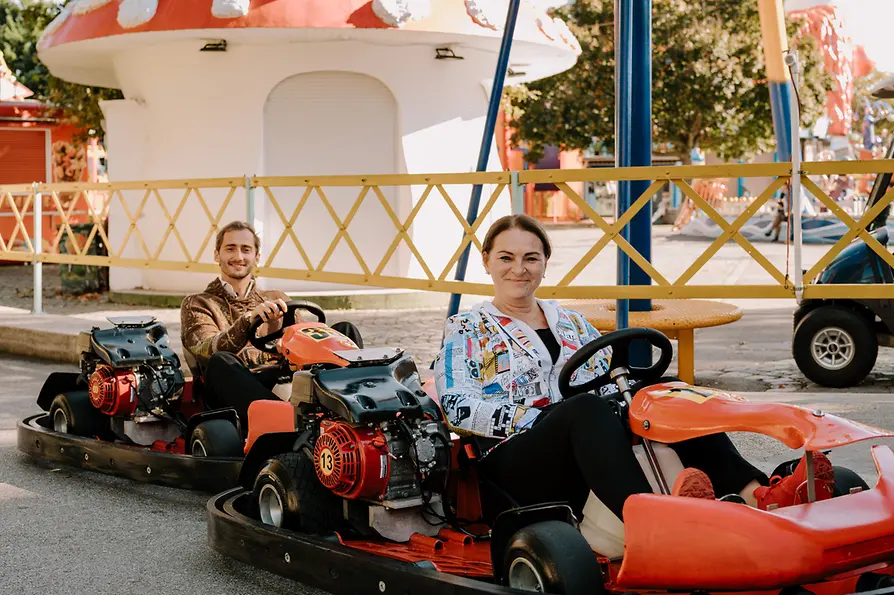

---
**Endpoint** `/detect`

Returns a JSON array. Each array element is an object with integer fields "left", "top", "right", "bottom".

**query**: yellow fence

[{"left": 1, "top": 159, "right": 893, "bottom": 301}]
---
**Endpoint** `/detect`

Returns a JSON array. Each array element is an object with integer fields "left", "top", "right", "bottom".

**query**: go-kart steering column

[{"left": 610, "top": 367, "right": 671, "bottom": 496}]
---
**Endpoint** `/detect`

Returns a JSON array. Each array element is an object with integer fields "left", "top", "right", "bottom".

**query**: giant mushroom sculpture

[{"left": 38, "top": 0, "right": 580, "bottom": 293}]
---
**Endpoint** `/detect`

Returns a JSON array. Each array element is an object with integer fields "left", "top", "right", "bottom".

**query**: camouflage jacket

[{"left": 180, "top": 277, "right": 288, "bottom": 369}]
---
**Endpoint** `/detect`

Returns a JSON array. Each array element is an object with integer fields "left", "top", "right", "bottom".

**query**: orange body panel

[
  {"left": 243, "top": 400, "right": 296, "bottom": 454},
  {"left": 336, "top": 530, "right": 494, "bottom": 578},
  {"left": 617, "top": 445, "right": 894, "bottom": 590},
  {"left": 278, "top": 322, "right": 358, "bottom": 370},
  {"left": 630, "top": 382, "right": 894, "bottom": 449}
]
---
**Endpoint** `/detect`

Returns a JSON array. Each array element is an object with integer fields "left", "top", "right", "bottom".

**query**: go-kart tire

[
  {"left": 832, "top": 465, "right": 871, "bottom": 496},
  {"left": 502, "top": 520, "right": 604, "bottom": 595},
  {"left": 189, "top": 419, "right": 243, "bottom": 458},
  {"left": 793, "top": 306, "right": 877, "bottom": 388},
  {"left": 252, "top": 451, "right": 344, "bottom": 534},
  {"left": 49, "top": 391, "right": 111, "bottom": 439}
]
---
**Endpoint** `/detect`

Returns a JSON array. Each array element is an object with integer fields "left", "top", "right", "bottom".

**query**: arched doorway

[{"left": 262, "top": 71, "right": 400, "bottom": 289}]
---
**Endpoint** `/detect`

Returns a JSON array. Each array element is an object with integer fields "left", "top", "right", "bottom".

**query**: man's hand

[{"left": 250, "top": 299, "right": 288, "bottom": 323}]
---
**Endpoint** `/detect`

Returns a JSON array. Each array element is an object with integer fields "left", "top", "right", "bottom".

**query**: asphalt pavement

[{"left": 2, "top": 355, "right": 894, "bottom": 594}]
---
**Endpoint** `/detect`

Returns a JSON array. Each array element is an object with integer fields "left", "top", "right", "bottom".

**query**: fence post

[
  {"left": 785, "top": 50, "right": 803, "bottom": 301},
  {"left": 510, "top": 170, "right": 524, "bottom": 214},
  {"left": 32, "top": 183, "right": 43, "bottom": 315},
  {"left": 245, "top": 175, "right": 255, "bottom": 225}
]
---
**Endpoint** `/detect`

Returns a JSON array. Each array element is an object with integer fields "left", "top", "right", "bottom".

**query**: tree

[
  {"left": 0, "top": 0, "right": 122, "bottom": 143},
  {"left": 503, "top": 0, "right": 831, "bottom": 164}
]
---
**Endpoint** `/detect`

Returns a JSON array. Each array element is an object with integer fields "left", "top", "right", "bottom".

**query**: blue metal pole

[
  {"left": 446, "top": 0, "right": 522, "bottom": 319},
  {"left": 615, "top": 0, "right": 633, "bottom": 332},
  {"left": 628, "top": 0, "right": 653, "bottom": 366}
]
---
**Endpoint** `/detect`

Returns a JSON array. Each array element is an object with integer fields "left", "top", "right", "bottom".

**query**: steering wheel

[
  {"left": 558, "top": 327, "right": 673, "bottom": 397},
  {"left": 248, "top": 300, "right": 327, "bottom": 353}
]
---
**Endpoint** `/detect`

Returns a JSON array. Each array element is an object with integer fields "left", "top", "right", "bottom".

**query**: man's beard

[{"left": 224, "top": 262, "right": 254, "bottom": 279}]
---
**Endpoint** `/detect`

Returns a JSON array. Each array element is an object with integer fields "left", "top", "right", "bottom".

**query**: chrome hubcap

[
  {"left": 508, "top": 557, "right": 545, "bottom": 592},
  {"left": 53, "top": 409, "right": 69, "bottom": 434},
  {"left": 258, "top": 484, "right": 284, "bottom": 528},
  {"left": 811, "top": 327, "right": 855, "bottom": 370}
]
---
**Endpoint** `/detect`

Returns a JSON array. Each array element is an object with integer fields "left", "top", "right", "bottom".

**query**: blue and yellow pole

[
  {"left": 757, "top": 0, "right": 793, "bottom": 162},
  {"left": 616, "top": 0, "right": 653, "bottom": 366}
]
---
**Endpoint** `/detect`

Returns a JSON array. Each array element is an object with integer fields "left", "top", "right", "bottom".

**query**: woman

[{"left": 434, "top": 214, "right": 833, "bottom": 522}]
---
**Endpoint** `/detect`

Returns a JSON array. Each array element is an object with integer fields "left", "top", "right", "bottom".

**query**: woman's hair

[{"left": 482, "top": 214, "right": 552, "bottom": 260}]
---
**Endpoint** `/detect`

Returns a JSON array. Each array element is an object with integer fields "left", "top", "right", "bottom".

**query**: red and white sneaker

[
  {"left": 672, "top": 468, "right": 715, "bottom": 500},
  {"left": 754, "top": 451, "right": 835, "bottom": 510}
]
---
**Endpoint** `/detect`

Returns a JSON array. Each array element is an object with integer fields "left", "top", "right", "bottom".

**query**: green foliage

[
  {"left": 0, "top": 0, "right": 122, "bottom": 142},
  {"left": 505, "top": 0, "right": 832, "bottom": 164}
]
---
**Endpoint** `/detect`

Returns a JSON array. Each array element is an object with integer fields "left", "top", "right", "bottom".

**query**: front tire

[
  {"left": 793, "top": 306, "right": 877, "bottom": 388},
  {"left": 251, "top": 451, "right": 344, "bottom": 534},
  {"left": 49, "top": 391, "right": 110, "bottom": 438},
  {"left": 502, "top": 520, "right": 604, "bottom": 595},
  {"left": 190, "top": 419, "right": 243, "bottom": 458}
]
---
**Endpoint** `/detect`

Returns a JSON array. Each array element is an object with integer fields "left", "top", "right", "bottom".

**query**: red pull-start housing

[
  {"left": 88, "top": 364, "right": 137, "bottom": 416},
  {"left": 313, "top": 420, "right": 390, "bottom": 500}
]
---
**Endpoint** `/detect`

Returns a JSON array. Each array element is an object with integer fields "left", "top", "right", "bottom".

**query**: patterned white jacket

[{"left": 433, "top": 299, "right": 612, "bottom": 441}]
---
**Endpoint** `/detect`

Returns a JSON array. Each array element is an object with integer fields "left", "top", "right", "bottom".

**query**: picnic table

[{"left": 562, "top": 299, "right": 743, "bottom": 384}]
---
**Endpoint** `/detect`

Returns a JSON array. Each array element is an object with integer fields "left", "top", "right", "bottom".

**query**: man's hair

[{"left": 215, "top": 221, "right": 260, "bottom": 253}]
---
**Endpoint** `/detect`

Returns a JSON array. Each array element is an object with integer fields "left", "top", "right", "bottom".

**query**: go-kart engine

[
  {"left": 87, "top": 363, "right": 181, "bottom": 418},
  {"left": 313, "top": 418, "right": 449, "bottom": 502}
]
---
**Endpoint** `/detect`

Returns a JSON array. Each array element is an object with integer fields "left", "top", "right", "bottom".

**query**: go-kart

[
  {"left": 206, "top": 324, "right": 894, "bottom": 595},
  {"left": 16, "top": 301, "right": 339, "bottom": 493}
]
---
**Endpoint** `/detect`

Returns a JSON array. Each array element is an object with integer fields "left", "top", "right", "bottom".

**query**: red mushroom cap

[{"left": 39, "top": 0, "right": 581, "bottom": 54}]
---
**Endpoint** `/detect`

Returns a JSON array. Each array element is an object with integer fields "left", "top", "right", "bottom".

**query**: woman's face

[{"left": 483, "top": 227, "right": 548, "bottom": 302}]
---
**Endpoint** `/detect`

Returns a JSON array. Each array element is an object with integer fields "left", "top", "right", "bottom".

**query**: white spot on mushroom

[
  {"left": 211, "top": 0, "right": 251, "bottom": 19},
  {"left": 465, "top": 0, "right": 508, "bottom": 31},
  {"left": 552, "top": 17, "right": 581, "bottom": 54},
  {"left": 117, "top": 0, "right": 158, "bottom": 29},
  {"left": 70, "top": 0, "right": 114, "bottom": 15},
  {"left": 37, "top": 4, "right": 71, "bottom": 50},
  {"left": 371, "top": 0, "right": 432, "bottom": 28}
]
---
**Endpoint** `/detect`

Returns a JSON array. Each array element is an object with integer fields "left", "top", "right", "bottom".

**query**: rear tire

[
  {"left": 252, "top": 451, "right": 344, "bottom": 534},
  {"left": 502, "top": 520, "right": 604, "bottom": 595},
  {"left": 49, "top": 391, "right": 110, "bottom": 438},
  {"left": 793, "top": 306, "right": 877, "bottom": 388},
  {"left": 189, "top": 419, "right": 243, "bottom": 458}
]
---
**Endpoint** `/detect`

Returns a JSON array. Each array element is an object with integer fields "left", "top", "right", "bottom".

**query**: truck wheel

[
  {"left": 49, "top": 391, "right": 110, "bottom": 438},
  {"left": 190, "top": 419, "right": 243, "bottom": 458},
  {"left": 252, "top": 451, "right": 344, "bottom": 534},
  {"left": 793, "top": 307, "right": 877, "bottom": 388},
  {"left": 502, "top": 520, "right": 604, "bottom": 595}
]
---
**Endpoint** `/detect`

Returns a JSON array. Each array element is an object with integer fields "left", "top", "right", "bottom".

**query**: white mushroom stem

[
  {"left": 372, "top": 0, "right": 432, "bottom": 28},
  {"left": 118, "top": 0, "right": 158, "bottom": 29},
  {"left": 71, "top": 0, "right": 114, "bottom": 15},
  {"left": 211, "top": 0, "right": 251, "bottom": 19}
]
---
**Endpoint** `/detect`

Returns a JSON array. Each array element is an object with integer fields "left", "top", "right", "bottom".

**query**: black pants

[
  {"left": 478, "top": 393, "right": 767, "bottom": 521},
  {"left": 203, "top": 321, "right": 363, "bottom": 437}
]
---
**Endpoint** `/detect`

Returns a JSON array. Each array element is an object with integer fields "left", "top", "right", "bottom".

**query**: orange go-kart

[{"left": 207, "top": 324, "right": 894, "bottom": 595}]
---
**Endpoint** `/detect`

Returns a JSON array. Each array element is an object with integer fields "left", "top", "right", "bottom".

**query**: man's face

[{"left": 214, "top": 229, "right": 258, "bottom": 280}]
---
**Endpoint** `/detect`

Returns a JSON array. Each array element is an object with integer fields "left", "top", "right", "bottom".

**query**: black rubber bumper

[
  {"left": 206, "top": 488, "right": 512, "bottom": 595},
  {"left": 17, "top": 414, "right": 242, "bottom": 493}
]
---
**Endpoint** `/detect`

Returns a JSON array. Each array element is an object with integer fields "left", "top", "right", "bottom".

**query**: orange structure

[{"left": 0, "top": 54, "right": 105, "bottom": 253}]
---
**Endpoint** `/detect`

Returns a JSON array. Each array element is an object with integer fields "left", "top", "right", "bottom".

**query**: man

[{"left": 180, "top": 221, "right": 360, "bottom": 434}]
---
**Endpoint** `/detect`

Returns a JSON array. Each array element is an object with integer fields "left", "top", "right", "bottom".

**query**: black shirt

[{"left": 535, "top": 328, "right": 561, "bottom": 364}]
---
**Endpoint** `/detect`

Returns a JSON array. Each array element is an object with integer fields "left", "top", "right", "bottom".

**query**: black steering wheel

[
  {"left": 248, "top": 300, "right": 327, "bottom": 353},
  {"left": 558, "top": 327, "right": 673, "bottom": 397}
]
